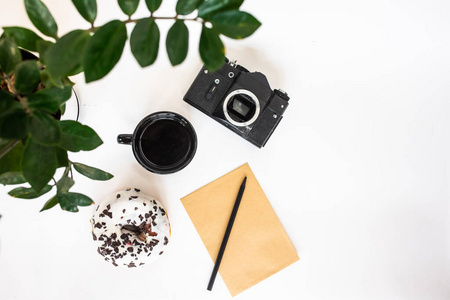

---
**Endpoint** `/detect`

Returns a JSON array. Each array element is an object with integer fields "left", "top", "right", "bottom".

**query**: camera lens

[{"left": 223, "top": 89, "right": 260, "bottom": 127}]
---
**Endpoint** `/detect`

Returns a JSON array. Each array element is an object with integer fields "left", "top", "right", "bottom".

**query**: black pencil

[{"left": 207, "top": 176, "right": 247, "bottom": 291}]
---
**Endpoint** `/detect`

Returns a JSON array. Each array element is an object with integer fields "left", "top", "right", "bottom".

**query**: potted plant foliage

[{"left": 0, "top": 0, "right": 261, "bottom": 212}]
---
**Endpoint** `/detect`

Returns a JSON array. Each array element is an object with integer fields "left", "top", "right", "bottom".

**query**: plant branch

[
  {"left": 63, "top": 165, "right": 70, "bottom": 178},
  {"left": 0, "top": 139, "right": 20, "bottom": 160},
  {"left": 0, "top": 71, "right": 31, "bottom": 115},
  {"left": 90, "top": 15, "right": 201, "bottom": 32}
]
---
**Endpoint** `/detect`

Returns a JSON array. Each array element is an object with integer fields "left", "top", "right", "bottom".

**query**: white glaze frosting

[{"left": 91, "top": 188, "right": 170, "bottom": 267}]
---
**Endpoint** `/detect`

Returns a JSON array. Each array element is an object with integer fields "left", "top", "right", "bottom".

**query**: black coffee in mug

[{"left": 118, "top": 112, "right": 197, "bottom": 174}]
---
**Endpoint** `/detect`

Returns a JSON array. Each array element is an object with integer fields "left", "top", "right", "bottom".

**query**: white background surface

[{"left": 1, "top": 0, "right": 450, "bottom": 299}]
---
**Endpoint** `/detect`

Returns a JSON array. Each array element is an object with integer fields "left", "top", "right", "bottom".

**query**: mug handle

[{"left": 117, "top": 134, "right": 132, "bottom": 145}]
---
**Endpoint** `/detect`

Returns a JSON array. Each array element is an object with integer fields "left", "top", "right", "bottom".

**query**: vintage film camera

[{"left": 183, "top": 59, "right": 290, "bottom": 148}]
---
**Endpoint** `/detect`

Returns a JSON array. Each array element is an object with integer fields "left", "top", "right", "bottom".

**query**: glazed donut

[{"left": 91, "top": 188, "right": 170, "bottom": 268}]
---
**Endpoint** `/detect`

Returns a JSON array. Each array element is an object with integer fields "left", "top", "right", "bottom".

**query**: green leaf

[
  {"left": 0, "top": 90, "right": 20, "bottom": 118},
  {"left": 61, "top": 77, "right": 75, "bottom": 87},
  {"left": 59, "top": 120, "right": 103, "bottom": 152},
  {"left": 2, "top": 27, "right": 44, "bottom": 52},
  {"left": 24, "top": 0, "right": 58, "bottom": 39},
  {"left": 199, "top": 26, "right": 225, "bottom": 71},
  {"left": 59, "top": 192, "right": 93, "bottom": 212},
  {"left": 27, "top": 86, "right": 72, "bottom": 113},
  {"left": 176, "top": 0, "right": 203, "bottom": 15},
  {"left": 211, "top": 10, "right": 261, "bottom": 39},
  {"left": 46, "top": 30, "right": 91, "bottom": 78},
  {"left": 59, "top": 103, "right": 66, "bottom": 115},
  {"left": 22, "top": 137, "right": 57, "bottom": 192},
  {"left": 198, "top": 0, "right": 243, "bottom": 20},
  {"left": 0, "top": 110, "right": 29, "bottom": 140},
  {"left": 73, "top": 162, "right": 113, "bottom": 181},
  {"left": 8, "top": 185, "right": 52, "bottom": 199},
  {"left": 83, "top": 20, "right": 127, "bottom": 83},
  {"left": 166, "top": 20, "right": 189, "bottom": 66},
  {"left": 29, "top": 110, "right": 61, "bottom": 145},
  {"left": 72, "top": 0, "right": 97, "bottom": 23},
  {"left": 0, "top": 37, "right": 22, "bottom": 75},
  {"left": 36, "top": 40, "right": 53, "bottom": 65},
  {"left": 0, "top": 89, "right": 16, "bottom": 102},
  {"left": 56, "top": 175, "right": 74, "bottom": 193},
  {"left": 55, "top": 147, "right": 69, "bottom": 167},
  {"left": 14, "top": 60, "right": 40, "bottom": 94},
  {"left": 118, "top": 0, "right": 140, "bottom": 16},
  {"left": 40, "top": 195, "right": 59, "bottom": 211},
  {"left": 0, "top": 171, "right": 27, "bottom": 185},
  {"left": 40, "top": 69, "right": 63, "bottom": 89},
  {"left": 130, "top": 18, "right": 159, "bottom": 67},
  {"left": 145, "top": 0, "right": 162, "bottom": 12},
  {"left": 0, "top": 140, "right": 24, "bottom": 174}
]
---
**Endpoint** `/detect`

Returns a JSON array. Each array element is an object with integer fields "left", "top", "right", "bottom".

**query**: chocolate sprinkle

[
  {"left": 134, "top": 188, "right": 140, "bottom": 192},
  {"left": 164, "top": 236, "right": 168, "bottom": 245},
  {"left": 159, "top": 207, "right": 166, "bottom": 216},
  {"left": 159, "top": 251, "right": 163, "bottom": 255},
  {"left": 116, "top": 194, "right": 121, "bottom": 198}
]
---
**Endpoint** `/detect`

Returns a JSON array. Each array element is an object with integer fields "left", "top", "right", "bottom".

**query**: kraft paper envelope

[{"left": 181, "top": 163, "right": 299, "bottom": 296}]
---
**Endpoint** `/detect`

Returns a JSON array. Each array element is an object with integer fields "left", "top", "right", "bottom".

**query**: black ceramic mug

[{"left": 117, "top": 111, "right": 197, "bottom": 174}]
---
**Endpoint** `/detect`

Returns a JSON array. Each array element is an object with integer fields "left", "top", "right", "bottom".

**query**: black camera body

[{"left": 183, "top": 59, "right": 290, "bottom": 148}]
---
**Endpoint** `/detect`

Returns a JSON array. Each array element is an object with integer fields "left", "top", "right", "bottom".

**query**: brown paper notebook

[{"left": 181, "top": 163, "right": 299, "bottom": 296}]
